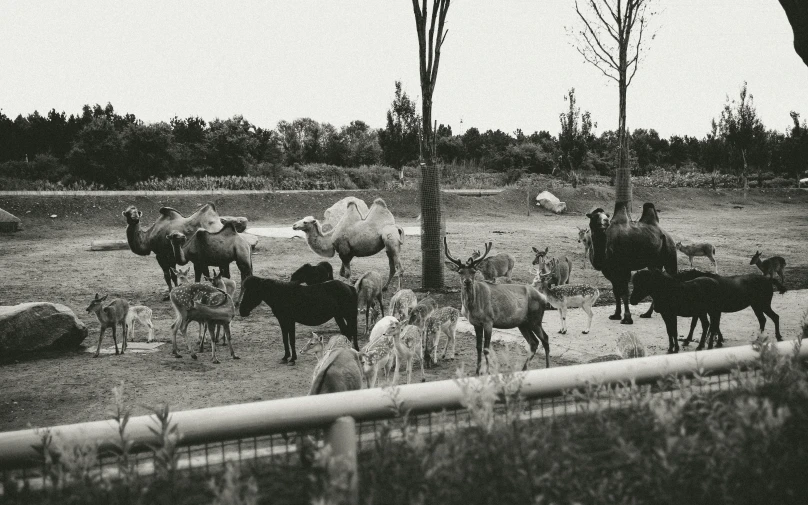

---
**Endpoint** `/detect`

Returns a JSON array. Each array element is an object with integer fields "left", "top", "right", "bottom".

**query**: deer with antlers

[{"left": 444, "top": 238, "right": 551, "bottom": 374}]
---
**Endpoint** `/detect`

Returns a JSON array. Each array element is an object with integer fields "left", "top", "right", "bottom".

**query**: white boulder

[{"left": 535, "top": 191, "right": 567, "bottom": 214}]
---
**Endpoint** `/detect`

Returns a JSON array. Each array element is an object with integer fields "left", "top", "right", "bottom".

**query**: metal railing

[{"left": 0, "top": 340, "right": 802, "bottom": 494}]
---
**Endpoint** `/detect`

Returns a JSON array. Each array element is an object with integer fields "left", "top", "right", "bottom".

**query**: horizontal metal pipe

[{"left": 0, "top": 340, "right": 801, "bottom": 470}]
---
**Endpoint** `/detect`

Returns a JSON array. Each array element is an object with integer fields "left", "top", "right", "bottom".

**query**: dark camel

[
  {"left": 123, "top": 203, "right": 247, "bottom": 298},
  {"left": 587, "top": 202, "right": 677, "bottom": 324}
]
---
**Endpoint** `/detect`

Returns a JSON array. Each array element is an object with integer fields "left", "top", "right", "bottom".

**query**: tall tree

[
  {"left": 558, "top": 88, "right": 594, "bottom": 173},
  {"left": 572, "top": 0, "right": 655, "bottom": 212},
  {"left": 718, "top": 82, "right": 765, "bottom": 189},
  {"left": 779, "top": 0, "right": 808, "bottom": 67},
  {"left": 377, "top": 81, "right": 420, "bottom": 171},
  {"left": 411, "top": 0, "right": 452, "bottom": 290}
]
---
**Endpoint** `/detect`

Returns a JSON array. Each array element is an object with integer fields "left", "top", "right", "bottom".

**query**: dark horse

[
  {"left": 239, "top": 275, "right": 359, "bottom": 364},
  {"left": 290, "top": 261, "right": 334, "bottom": 285},
  {"left": 630, "top": 269, "right": 722, "bottom": 353}
]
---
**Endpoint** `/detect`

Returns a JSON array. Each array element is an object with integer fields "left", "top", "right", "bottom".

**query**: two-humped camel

[
  {"left": 293, "top": 198, "right": 404, "bottom": 291},
  {"left": 123, "top": 203, "right": 247, "bottom": 298}
]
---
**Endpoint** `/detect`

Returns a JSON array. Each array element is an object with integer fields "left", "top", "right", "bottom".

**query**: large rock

[
  {"left": 323, "top": 197, "right": 369, "bottom": 232},
  {"left": 0, "top": 303, "right": 88, "bottom": 353},
  {"left": 535, "top": 191, "right": 567, "bottom": 214}
]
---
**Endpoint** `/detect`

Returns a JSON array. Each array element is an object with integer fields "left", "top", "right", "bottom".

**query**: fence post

[{"left": 324, "top": 416, "right": 359, "bottom": 505}]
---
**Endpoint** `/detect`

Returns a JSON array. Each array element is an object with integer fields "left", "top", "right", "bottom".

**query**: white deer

[{"left": 125, "top": 305, "right": 155, "bottom": 343}]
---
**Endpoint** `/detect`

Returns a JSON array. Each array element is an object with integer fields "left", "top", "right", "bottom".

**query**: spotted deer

[
  {"left": 470, "top": 249, "right": 515, "bottom": 283},
  {"left": 422, "top": 306, "right": 459, "bottom": 366},
  {"left": 383, "top": 319, "right": 425, "bottom": 384},
  {"left": 170, "top": 266, "right": 192, "bottom": 285},
  {"left": 86, "top": 294, "right": 130, "bottom": 357},
  {"left": 446, "top": 239, "right": 551, "bottom": 374},
  {"left": 202, "top": 269, "right": 237, "bottom": 346},
  {"left": 531, "top": 247, "right": 572, "bottom": 287},
  {"left": 170, "top": 282, "right": 238, "bottom": 364},
  {"left": 532, "top": 271, "right": 600, "bottom": 335},
  {"left": 355, "top": 270, "right": 385, "bottom": 335},
  {"left": 675, "top": 241, "right": 718, "bottom": 273},
  {"left": 750, "top": 251, "right": 787, "bottom": 293},
  {"left": 360, "top": 333, "right": 395, "bottom": 387},
  {"left": 125, "top": 305, "right": 155, "bottom": 343},
  {"left": 389, "top": 289, "right": 418, "bottom": 321},
  {"left": 407, "top": 297, "right": 438, "bottom": 330}
]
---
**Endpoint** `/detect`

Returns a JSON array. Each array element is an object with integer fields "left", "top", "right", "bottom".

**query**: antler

[
  {"left": 443, "top": 237, "right": 464, "bottom": 268},
  {"left": 469, "top": 242, "right": 493, "bottom": 268}
]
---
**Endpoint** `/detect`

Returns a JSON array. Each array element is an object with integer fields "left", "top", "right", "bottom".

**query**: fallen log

[{"left": 90, "top": 240, "right": 130, "bottom": 251}]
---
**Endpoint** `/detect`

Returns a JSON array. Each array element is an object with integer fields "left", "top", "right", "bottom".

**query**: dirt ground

[{"left": 1, "top": 186, "right": 807, "bottom": 432}]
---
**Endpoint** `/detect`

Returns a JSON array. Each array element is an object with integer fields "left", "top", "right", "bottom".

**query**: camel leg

[
  {"left": 609, "top": 281, "right": 623, "bottom": 320},
  {"left": 383, "top": 245, "right": 402, "bottom": 292},
  {"left": 158, "top": 258, "right": 175, "bottom": 300},
  {"left": 619, "top": 280, "right": 633, "bottom": 325}
]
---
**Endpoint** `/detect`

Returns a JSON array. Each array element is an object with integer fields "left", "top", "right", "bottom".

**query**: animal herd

[{"left": 82, "top": 199, "right": 789, "bottom": 397}]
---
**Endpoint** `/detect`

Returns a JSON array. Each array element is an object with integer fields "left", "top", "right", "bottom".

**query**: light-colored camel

[
  {"left": 167, "top": 223, "right": 252, "bottom": 304},
  {"left": 122, "top": 203, "right": 247, "bottom": 297},
  {"left": 292, "top": 198, "right": 404, "bottom": 291}
]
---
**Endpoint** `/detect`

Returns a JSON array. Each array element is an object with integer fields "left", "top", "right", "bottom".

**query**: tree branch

[{"left": 575, "top": 0, "right": 620, "bottom": 69}]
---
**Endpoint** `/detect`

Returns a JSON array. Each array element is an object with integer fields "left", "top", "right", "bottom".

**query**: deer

[
  {"left": 750, "top": 251, "right": 787, "bottom": 294},
  {"left": 360, "top": 332, "right": 396, "bottom": 388},
  {"left": 85, "top": 294, "right": 130, "bottom": 358},
  {"left": 531, "top": 246, "right": 571, "bottom": 287},
  {"left": 383, "top": 319, "right": 425, "bottom": 384},
  {"left": 531, "top": 270, "right": 600, "bottom": 335},
  {"left": 169, "top": 282, "right": 239, "bottom": 364},
  {"left": 446, "top": 239, "right": 551, "bottom": 374},
  {"left": 125, "top": 305, "right": 155, "bottom": 343},
  {"left": 576, "top": 226, "right": 594, "bottom": 269},
  {"left": 422, "top": 306, "right": 459, "bottom": 366},
  {"left": 470, "top": 249, "right": 515, "bottom": 283},
  {"left": 201, "top": 269, "right": 236, "bottom": 347},
  {"left": 675, "top": 241, "right": 718, "bottom": 273},
  {"left": 389, "top": 289, "right": 418, "bottom": 322},
  {"left": 303, "top": 332, "right": 355, "bottom": 390},
  {"left": 170, "top": 266, "right": 192, "bottom": 285},
  {"left": 355, "top": 270, "right": 385, "bottom": 336}
]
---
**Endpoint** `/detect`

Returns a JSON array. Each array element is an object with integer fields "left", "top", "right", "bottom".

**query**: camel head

[
  {"left": 750, "top": 251, "right": 762, "bottom": 265},
  {"left": 292, "top": 216, "right": 319, "bottom": 233},
  {"left": 85, "top": 293, "right": 108, "bottom": 313},
  {"left": 166, "top": 230, "right": 187, "bottom": 246},
  {"left": 586, "top": 208, "right": 610, "bottom": 233},
  {"left": 531, "top": 246, "right": 549, "bottom": 266},
  {"left": 122, "top": 206, "right": 142, "bottom": 225},
  {"left": 444, "top": 238, "right": 492, "bottom": 289}
]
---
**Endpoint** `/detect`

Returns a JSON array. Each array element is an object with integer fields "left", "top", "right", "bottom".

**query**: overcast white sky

[{"left": 1, "top": 0, "right": 806, "bottom": 139}]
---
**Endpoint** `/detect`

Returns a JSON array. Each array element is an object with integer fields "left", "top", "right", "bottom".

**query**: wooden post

[
  {"left": 527, "top": 187, "right": 531, "bottom": 216},
  {"left": 324, "top": 416, "right": 358, "bottom": 505}
]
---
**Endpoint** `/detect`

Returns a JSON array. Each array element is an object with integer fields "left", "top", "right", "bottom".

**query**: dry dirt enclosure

[{"left": 1, "top": 186, "right": 807, "bottom": 432}]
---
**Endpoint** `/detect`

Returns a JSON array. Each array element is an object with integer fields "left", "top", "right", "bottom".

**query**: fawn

[
  {"left": 750, "top": 251, "right": 787, "bottom": 293},
  {"left": 675, "top": 241, "right": 718, "bottom": 273},
  {"left": 86, "top": 294, "right": 130, "bottom": 357},
  {"left": 422, "top": 306, "right": 459, "bottom": 365},
  {"left": 125, "top": 305, "right": 155, "bottom": 343},
  {"left": 533, "top": 271, "right": 600, "bottom": 335}
]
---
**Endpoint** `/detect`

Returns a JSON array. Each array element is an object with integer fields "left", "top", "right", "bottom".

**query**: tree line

[{"left": 1, "top": 82, "right": 806, "bottom": 188}]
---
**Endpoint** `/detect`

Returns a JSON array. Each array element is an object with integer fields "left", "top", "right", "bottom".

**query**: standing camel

[
  {"left": 122, "top": 204, "right": 247, "bottom": 298},
  {"left": 587, "top": 202, "right": 677, "bottom": 324},
  {"left": 292, "top": 198, "right": 405, "bottom": 291}
]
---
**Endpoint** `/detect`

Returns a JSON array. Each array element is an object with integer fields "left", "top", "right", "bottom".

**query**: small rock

[{"left": 50, "top": 214, "right": 57, "bottom": 218}]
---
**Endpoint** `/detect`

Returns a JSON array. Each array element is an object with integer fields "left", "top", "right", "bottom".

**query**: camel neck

[
  {"left": 170, "top": 238, "right": 190, "bottom": 265},
  {"left": 589, "top": 227, "right": 607, "bottom": 271},
  {"left": 125, "top": 222, "right": 151, "bottom": 256},
  {"left": 306, "top": 222, "right": 335, "bottom": 256}
]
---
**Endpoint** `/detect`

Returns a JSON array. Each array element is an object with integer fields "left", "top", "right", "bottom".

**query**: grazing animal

[
  {"left": 675, "top": 241, "right": 718, "bottom": 272},
  {"left": 290, "top": 261, "right": 334, "bottom": 285},
  {"left": 125, "top": 305, "right": 155, "bottom": 343},
  {"left": 389, "top": 289, "right": 418, "bottom": 321},
  {"left": 470, "top": 249, "right": 515, "bottom": 283},
  {"left": 446, "top": 239, "right": 551, "bottom": 374},
  {"left": 384, "top": 320, "right": 425, "bottom": 384},
  {"left": 169, "top": 282, "right": 238, "bottom": 363},
  {"left": 122, "top": 203, "right": 246, "bottom": 298},
  {"left": 86, "top": 294, "right": 130, "bottom": 357},
  {"left": 531, "top": 247, "right": 572, "bottom": 287},
  {"left": 292, "top": 198, "right": 405, "bottom": 291},
  {"left": 629, "top": 269, "right": 721, "bottom": 353},
  {"left": 360, "top": 333, "right": 396, "bottom": 387},
  {"left": 308, "top": 348, "right": 365, "bottom": 395},
  {"left": 407, "top": 297, "right": 438, "bottom": 329},
  {"left": 750, "top": 251, "right": 787, "bottom": 293},
  {"left": 532, "top": 271, "right": 600, "bottom": 335},
  {"left": 577, "top": 226, "right": 594, "bottom": 269},
  {"left": 588, "top": 202, "right": 678, "bottom": 324},
  {"left": 355, "top": 271, "right": 385, "bottom": 335},
  {"left": 422, "top": 306, "right": 460, "bottom": 365},
  {"left": 239, "top": 276, "right": 359, "bottom": 364}
]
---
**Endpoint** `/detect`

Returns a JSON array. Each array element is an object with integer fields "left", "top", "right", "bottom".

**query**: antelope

[
  {"left": 531, "top": 246, "right": 571, "bottom": 287},
  {"left": 125, "top": 305, "right": 155, "bottom": 343},
  {"left": 532, "top": 270, "right": 600, "bottom": 335},
  {"left": 675, "top": 241, "right": 718, "bottom": 273},
  {"left": 576, "top": 226, "right": 593, "bottom": 269},
  {"left": 470, "top": 249, "right": 515, "bottom": 283},
  {"left": 170, "top": 282, "right": 238, "bottom": 364},
  {"left": 445, "top": 239, "right": 551, "bottom": 374},
  {"left": 423, "top": 306, "right": 459, "bottom": 365},
  {"left": 383, "top": 319, "right": 425, "bottom": 384},
  {"left": 86, "top": 294, "right": 130, "bottom": 358},
  {"left": 389, "top": 289, "right": 418, "bottom": 321},
  {"left": 750, "top": 251, "right": 787, "bottom": 293},
  {"left": 355, "top": 271, "right": 385, "bottom": 336}
]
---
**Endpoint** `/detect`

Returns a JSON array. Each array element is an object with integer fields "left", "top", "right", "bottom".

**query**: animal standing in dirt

[
  {"left": 531, "top": 247, "right": 572, "bottom": 287},
  {"left": 407, "top": 297, "right": 438, "bottom": 330},
  {"left": 587, "top": 202, "right": 678, "bottom": 324},
  {"left": 308, "top": 347, "right": 365, "bottom": 395},
  {"left": 676, "top": 241, "right": 718, "bottom": 272},
  {"left": 422, "top": 306, "right": 460, "bottom": 365},
  {"left": 360, "top": 332, "right": 396, "bottom": 387},
  {"left": 384, "top": 319, "right": 425, "bottom": 384},
  {"left": 577, "top": 227, "right": 594, "bottom": 269},
  {"left": 389, "top": 289, "right": 418, "bottom": 321},
  {"left": 750, "top": 251, "right": 787, "bottom": 294},
  {"left": 532, "top": 271, "right": 600, "bottom": 335},
  {"left": 125, "top": 305, "right": 155, "bottom": 343},
  {"left": 446, "top": 239, "right": 551, "bottom": 374},
  {"left": 290, "top": 261, "right": 334, "bottom": 285},
  {"left": 122, "top": 204, "right": 246, "bottom": 298},
  {"left": 470, "top": 249, "right": 515, "bottom": 283},
  {"left": 202, "top": 269, "right": 237, "bottom": 346},
  {"left": 167, "top": 222, "right": 252, "bottom": 303},
  {"left": 355, "top": 270, "right": 385, "bottom": 335},
  {"left": 86, "top": 294, "right": 130, "bottom": 358},
  {"left": 239, "top": 275, "right": 359, "bottom": 364},
  {"left": 169, "top": 282, "right": 238, "bottom": 363},
  {"left": 292, "top": 198, "right": 405, "bottom": 291}
]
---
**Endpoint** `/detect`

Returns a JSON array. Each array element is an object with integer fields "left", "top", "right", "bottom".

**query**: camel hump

[
  {"left": 200, "top": 202, "right": 216, "bottom": 212},
  {"left": 639, "top": 203, "right": 659, "bottom": 225},
  {"left": 372, "top": 198, "right": 388, "bottom": 209},
  {"left": 159, "top": 207, "right": 184, "bottom": 218}
]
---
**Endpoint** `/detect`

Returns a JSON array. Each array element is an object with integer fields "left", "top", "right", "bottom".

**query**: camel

[
  {"left": 167, "top": 222, "right": 253, "bottom": 304},
  {"left": 587, "top": 202, "right": 677, "bottom": 324},
  {"left": 292, "top": 198, "right": 405, "bottom": 291},
  {"left": 123, "top": 203, "right": 247, "bottom": 297}
]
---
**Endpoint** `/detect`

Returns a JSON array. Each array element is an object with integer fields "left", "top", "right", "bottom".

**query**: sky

[{"left": 1, "top": 0, "right": 806, "bottom": 139}]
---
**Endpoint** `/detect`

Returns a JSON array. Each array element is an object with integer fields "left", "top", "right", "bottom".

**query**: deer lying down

[
  {"left": 125, "top": 305, "right": 155, "bottom": 343},
  {"left": 532, "top": 271, "right": 600, "bottom": 335},
  {"left": 675, "top": 241, "right": 718, "bottom": 273}
]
